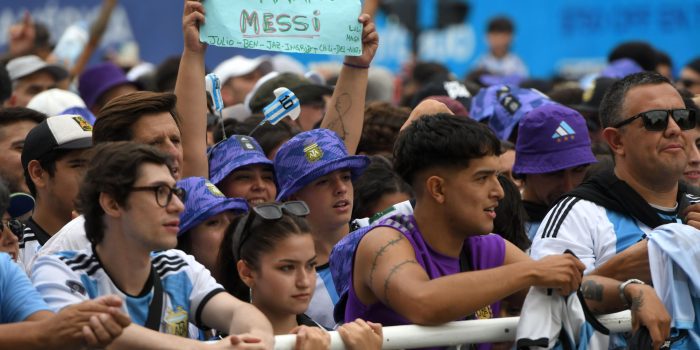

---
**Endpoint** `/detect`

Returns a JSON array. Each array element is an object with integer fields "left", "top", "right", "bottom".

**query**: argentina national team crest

[
  {"left": 205, "top": 181, "right": 225, "bottom": 197},
  {"left": 72, "top": 116, "right": 93, "bottom": 131},
  {"left": 304, "top": 143, "right": 324, "bottom": 162},
  {"left": 474, "top": 305, "right": 493, "bottom": 320},
  {"left": 164, "top": 306, "right": 189, "bottom": 337}
]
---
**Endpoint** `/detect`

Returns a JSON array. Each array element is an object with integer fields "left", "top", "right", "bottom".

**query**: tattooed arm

[
  {"left": 320, "top": 13, "right": 378, "bottom": 155},
  {"left": 589, "top": 239, "right": 651, "bottom": 283},
  {"left": 580, "top": 276, "right": 670, "bottom": 349},
  {"left": 352, "top": 228, "right": 585, "bottom": 325}
]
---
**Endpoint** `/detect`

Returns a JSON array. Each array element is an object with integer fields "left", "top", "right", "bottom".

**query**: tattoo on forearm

[
  {"left": 328, "top": 93, "right": 351, "bottom": 140},
  {"left": 631, "top": 291, "right": 644, "bottom": 312},
  {"left": 368, "top": 234, "right": 404, "bottom": 287},
  {"left": 581, "top": 280, "right": 604, "bottom": 302},
  {"left": 383, "top": 259, "right": 419, "bottom": 308}
]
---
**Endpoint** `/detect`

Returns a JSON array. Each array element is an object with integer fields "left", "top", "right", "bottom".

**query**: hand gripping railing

[{"left": 272, "top": 311, "right": 632, "bottom": 350}]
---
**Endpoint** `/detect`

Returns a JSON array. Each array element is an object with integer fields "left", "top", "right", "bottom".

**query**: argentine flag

[{"left": 263, "top": 88, "right": 301, "bottom": 125}]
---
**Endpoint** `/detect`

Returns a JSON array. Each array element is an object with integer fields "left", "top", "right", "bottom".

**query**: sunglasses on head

[
  {"left": 612, "top": 109, "right": 697, "bottom": 131},
  {"left": 231, "top": 201, "right": 310, "bottom": 261},
  {"left": 2, "top": 219, "right": 24, "bottom": 241}
]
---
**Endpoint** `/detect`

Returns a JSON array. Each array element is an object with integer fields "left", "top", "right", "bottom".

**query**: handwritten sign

[{"left": 200, "top": 0, "right": 363, "bottom": 56}]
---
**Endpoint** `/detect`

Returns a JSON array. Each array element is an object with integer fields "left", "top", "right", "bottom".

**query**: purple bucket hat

[
  {"left": 274, "top": 129, "right": 370, "bottom": 201},
  {"left": 209, "top": 135, "right": 273, "bottom": 186},
  {"left": 600, "top": 58, "right": 643, "bottom": 79},
  {"left": 177, "top": 177, "right": 248, "bottom": 235},
  {"left": 78, "top": 62, "right": 139, "bottom": 110},
  {"left": 513, "top": 104, "right": 597, "bottom": 175},
  {"left": 469, "top": 85, "right": 553, "bottom": 140}
]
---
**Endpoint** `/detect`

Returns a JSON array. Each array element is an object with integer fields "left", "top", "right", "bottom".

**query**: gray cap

[{"left": 6, "top": 55, "right": 68, "bottom": 82}]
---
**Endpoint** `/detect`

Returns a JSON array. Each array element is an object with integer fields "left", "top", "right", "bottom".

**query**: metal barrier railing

[{"left": 272, "top": 311, "right": 632, "bottom": 350}]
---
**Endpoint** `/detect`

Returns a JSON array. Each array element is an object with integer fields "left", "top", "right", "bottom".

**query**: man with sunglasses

[
  {"left": 32, "top": 142, "right": 273, "bottom": 349},
  {"left": 532, "top": 71, "right": 697, "bottom": 274},
  {"left": 530, "top": 72, "right": 699, "bottom": 343}
]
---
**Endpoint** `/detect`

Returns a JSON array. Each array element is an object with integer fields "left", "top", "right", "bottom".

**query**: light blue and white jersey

[
  {"left": 516, "top": 286, "right": 609, "bottom": 350},
  {"left": 649, "top": 224, "right": 700, "bottom": 349},
  {"left": 530, "top": 198, "right": 680, "bottom": 273},
  {"left": 31, "top": 248, "right": 225, "bottom": 338},
  {"left": 306, "top": 264, "right": 339, "bottom": 330}
]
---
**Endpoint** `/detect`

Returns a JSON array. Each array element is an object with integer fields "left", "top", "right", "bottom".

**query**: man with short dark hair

[
  {"left": 32, "top": 142, "right": 273, "bottom": 349},
  {"left": 346, "top": 113, "right": 583, "bottom": 332},
  {"left": 531, "top": 72, "right": 697, "bottom": 346},
  {"left": 18, "top": 114, "right": 92, "bottom": 272},
  {"left": 0, "top": 107, "right": 45, "bottom": 193}
]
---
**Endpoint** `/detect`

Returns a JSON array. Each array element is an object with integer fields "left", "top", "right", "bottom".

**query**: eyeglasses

[
  {"left": 612, "top": 109, "right": 697, "bottom": 131},
  {"left": 131, "top": 185, "right": 186, "bottom": 208},
  {"left": 679, "top": 79, "right": 700, "bottom": 89},
  {"left": 1, "top": 219, "right": 24, "bottom": 240},
  {"left": 231, "top": 201, "right": 310, "bottom": 261}
]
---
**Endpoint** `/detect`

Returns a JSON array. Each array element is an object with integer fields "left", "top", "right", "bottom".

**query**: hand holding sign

[{"left": 200, "top": 0, "right": 362, "bottom": 56}]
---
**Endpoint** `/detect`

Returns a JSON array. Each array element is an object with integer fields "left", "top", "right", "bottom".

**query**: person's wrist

[
  {"left": 343, "top": 60, "right": 370, "bottom": 69},
  {"left": 619, "top": 279, "right": 645, "bottom": 308}
]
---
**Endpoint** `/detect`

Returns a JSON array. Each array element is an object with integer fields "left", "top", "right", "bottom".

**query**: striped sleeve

[{"left": 530, "top": 198, "right": 614, "bottom": 273}]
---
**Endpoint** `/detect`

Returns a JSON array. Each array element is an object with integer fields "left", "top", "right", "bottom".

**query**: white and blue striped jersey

[
  {"left": 530, "top": 198, "right": 680, "bottom": 274},
  {"left": 307, "top": 264, "right": 339, "bottom": 330},
  {"left": 31, "top": 248, "right": 225, "bottom": 338}
]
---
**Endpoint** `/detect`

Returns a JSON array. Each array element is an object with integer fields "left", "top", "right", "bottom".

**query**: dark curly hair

[
  {"left": 394, "top": 113, "right": 501, "bottom": 186},
  {"left": 357, "top": 102, "right": 410, "bottom": 155}
]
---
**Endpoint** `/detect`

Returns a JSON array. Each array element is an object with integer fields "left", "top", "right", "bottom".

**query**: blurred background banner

[{"left": 2, "top": 0, "right": 699, "bottom": 78}]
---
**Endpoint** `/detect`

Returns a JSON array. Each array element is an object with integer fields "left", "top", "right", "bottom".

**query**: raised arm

[
  {"left": 353, "top": 227, "right": 585, "bottom": 325},
  {"left": 320, "top": 13, "right": 378, "bottom": 155},
  {"left": 175, "top": 0, "right": 209, "bottom": 178}
]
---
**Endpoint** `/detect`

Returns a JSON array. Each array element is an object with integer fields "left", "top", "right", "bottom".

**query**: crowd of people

[{"left": 0, "top": 1, "right": 699, "bottom": 349}]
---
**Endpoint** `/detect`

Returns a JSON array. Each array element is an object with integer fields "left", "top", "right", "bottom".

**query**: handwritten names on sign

[{"left": 200, "top": 0, "right": 363, "bottom": 56}]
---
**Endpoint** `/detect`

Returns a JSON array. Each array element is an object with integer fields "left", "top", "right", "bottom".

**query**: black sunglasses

[
  {"left": 131, "top": 184, "right": 186, "bottom": 208},
  {"left": 231, "top": 201, "right": 310, "bottom": 261},
  {"left": 2, "top": 219, "right": 24, "bottom": 241},
  {"left": 612, "top": 109, "right": 697, "bottom": 131}
]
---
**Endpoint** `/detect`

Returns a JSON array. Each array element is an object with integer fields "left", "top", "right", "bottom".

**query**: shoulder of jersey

[
  {"left": 152, "top": 250, "right": 189, "bottom": 277},
  {"left": 58, "top": 251, "right": 100, "bottom": 276}
]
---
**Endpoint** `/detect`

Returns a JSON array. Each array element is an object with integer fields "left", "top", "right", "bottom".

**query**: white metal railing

[{"left": 272, "top": 311, "right": 632, "bottom": 350}]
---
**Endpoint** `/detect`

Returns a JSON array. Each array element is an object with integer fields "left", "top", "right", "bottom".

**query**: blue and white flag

[
  {"left": 205, "top": 73, "right": 224, "bottom": 112},
  {"left": 262, "top": 87, "right": 301, "bottom": 125}
]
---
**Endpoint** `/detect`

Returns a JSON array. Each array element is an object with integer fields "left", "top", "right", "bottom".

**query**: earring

[{"left": 249, "top": 287, "right": 253, "bottom": 303}]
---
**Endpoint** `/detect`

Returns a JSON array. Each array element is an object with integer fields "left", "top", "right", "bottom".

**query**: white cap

[
  {"left": 6, "top": 55, "right": 68, "bottom": 82},
  {"left": 213, "top": 55, "right": 272, "bottom": 83},
  {"left": 26, "top": 88, "right": 86, "bottom": 116}
]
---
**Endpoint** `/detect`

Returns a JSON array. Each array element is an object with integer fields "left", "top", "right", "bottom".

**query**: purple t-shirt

[{"left": 345, "top": 214, "right": 506, "bottom": 350}]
